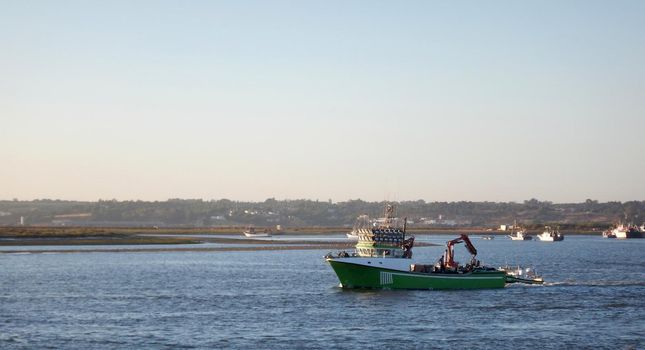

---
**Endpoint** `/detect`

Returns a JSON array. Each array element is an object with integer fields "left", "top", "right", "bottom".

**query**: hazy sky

[{"left": 1, "top": 1, "right": 644, "bottom": 202}]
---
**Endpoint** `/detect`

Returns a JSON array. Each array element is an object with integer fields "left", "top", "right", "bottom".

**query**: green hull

[{"left": 328, "top": 259, "right": 506, "bottom": 290}]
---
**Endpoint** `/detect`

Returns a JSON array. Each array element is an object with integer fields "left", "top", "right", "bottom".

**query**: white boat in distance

[
  {"left": 347, "top": 214, "right": 370, "bottom": 240},
  {"left": 602, "top": 228, "right": 616, "bottom": 238},
  {"left": 610, "top": 223, "right": 643, "bottom": 239},
  {"left": 347, "top": 205, "right": 402, "bottom": 240},
  {"left": 243, "top": 227, "right": 272, "bottom": 238},
  {"left": 536, "top": 226, "right": 564, "bottom": 241},
  {"left": 508, "top": 225, "right": 531, "bottom": 240}
]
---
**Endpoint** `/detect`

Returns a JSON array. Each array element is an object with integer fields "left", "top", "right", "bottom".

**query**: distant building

[
  {"left": 423, "top": 218, "right": 466, "bottom": 226},
  {"left": 20, "top": 216, "right": 25, "bottom": 225}
]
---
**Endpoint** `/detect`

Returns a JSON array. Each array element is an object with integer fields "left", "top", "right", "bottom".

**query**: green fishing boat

[{"left": 326, "top": 204, "right": 541, "bottom": 290}]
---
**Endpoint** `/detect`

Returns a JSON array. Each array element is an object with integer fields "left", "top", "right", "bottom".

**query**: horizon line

[{"left": 1, "top": 197, "right": 643, "bottom": 204}]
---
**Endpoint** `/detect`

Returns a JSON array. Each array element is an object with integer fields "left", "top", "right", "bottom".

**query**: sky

[{"left": 1, "top": 1, "right": 644, "bottom": 203}]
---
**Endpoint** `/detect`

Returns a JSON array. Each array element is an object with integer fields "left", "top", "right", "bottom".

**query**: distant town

[{"left": 1, "top": 198, "right": 643, "bottom": 230}]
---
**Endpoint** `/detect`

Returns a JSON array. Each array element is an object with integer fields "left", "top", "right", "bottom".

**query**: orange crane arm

[
  {"left": 461, "top": 234, "right": 477, "bottom": 256},
  {"left": 444, "top": 234, "right": 478, "bottom": 268}
]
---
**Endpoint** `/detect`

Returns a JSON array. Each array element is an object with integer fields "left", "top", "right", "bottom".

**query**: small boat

[
  {"left": 326, "top": 205, "right": 543, "bottom": 290},
  {"left": 242, "top": 226, "right": 271, "bottom": 238},
  {"left": 347, "top": 214, "right": 370, "bottom": 240},
  {"left": 500, "top": 265, "right": 544, "bottom": 284},
  {"left": 536, "top": 226, "right": 564, "bottom": 241},
  {"left": 602, "top": 229, "right": 616, "bottom": 239},
  {"left": 481, "top": 235, "right": 494, "bottom": 240},
  {"left": 346, "top": 232, "right": 359, "bottom": 240},
  {"left": 508, "top": 227, "right": 531, "bottom": 240},
  {"left": 507, "top": 220, "right": 531, "bottom": 240}
]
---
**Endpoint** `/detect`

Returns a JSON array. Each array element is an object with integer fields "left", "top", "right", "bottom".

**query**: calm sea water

[{"left": 1, "top": 235, "right": 643, "bottom": 349}]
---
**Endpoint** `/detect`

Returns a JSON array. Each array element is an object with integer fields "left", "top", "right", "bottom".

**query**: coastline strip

[
  {"left": 0, "top": 243, "right": 356, "bottom": 254},
  {"left": 0, "top": 241, "right": 437, "bottom": 254}
]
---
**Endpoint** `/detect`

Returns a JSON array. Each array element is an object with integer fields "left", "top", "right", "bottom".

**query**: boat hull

[
  {"left": 509, "top": 236, "right": 532, "bottom": 240},
  {"left": 536, "top": 235, "right": 564, "bottom": 241},
  {"left": 615, "top": 231, "right": 643, "bottom": 239},
  {"left": 327, "top": 258, "right": 506, "bottom": 290},
  {"left": 243, "top": 232, "right": 271, "bottom": 237}
]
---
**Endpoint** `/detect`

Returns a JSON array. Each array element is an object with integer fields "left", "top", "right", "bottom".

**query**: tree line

[{"left": 0, "top": 198, "right": 643, "bottom": 227}]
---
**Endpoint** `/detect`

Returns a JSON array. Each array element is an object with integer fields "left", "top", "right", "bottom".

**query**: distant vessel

[
  {"left": 347, "top": 214, "right": 370, "bottom": 240},
  {"left": 242, "top": 226, "right": 272, "bottom": 238},
  {"left": 602, "top": 228, "right": 616, "bottom": 239},
  {"left": 536, "top": 226, "right": 564, "bottom": 242},
  {"left": 609, "top": 223, "right": 643, "bottom": 239},
  {"left": 482, "top": 236, "right": 494, "bottom": 240},
  {"left": 508, "top": 223, "right": 531, "bottom": 240},
  {"left": 326, "top": 205, "right": 542, "bottom": 290}
]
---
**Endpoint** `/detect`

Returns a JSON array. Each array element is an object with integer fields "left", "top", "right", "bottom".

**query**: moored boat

[
  {"left": 346, "top": 232, "right": 359, "bottom": 240},
  {"left": 602, "top": 229, "right": 616, "bottom": 239},
  {"left": 508, "top": 227, "right": 531, "bottom": 240},
  {"left": 610, "top": 223, "right": 643, "bottom": 239},
  {"left": 347, "top": 214, "right": 370, "bottom": 240},
  {"left": 536, "top": 226, "right": 564, "bottom": 242},
  {"left": 242, "top": 226, "right": 272, "bottom": 238}
]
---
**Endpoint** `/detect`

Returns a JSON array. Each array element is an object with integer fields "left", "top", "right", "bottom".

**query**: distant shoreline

[
  {"left": 0, "top": 232, "right": 438, "bottom": 254},
  {"left": 0, "top": 243, "right": 359, "bottom": 254},
  {"left": 0, "top": 225, "right": 600, "bottom": 237},
  {"left": 0, "top": 226, "right": 600, "bottom": 250}
]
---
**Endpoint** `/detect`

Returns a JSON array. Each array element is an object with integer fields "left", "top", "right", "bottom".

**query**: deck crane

[{"left": 442, "top": 234, "right": 478, "bottom": 270}]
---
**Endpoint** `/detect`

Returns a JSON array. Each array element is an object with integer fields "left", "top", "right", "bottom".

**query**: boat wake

[
  {"left": 544, "top": 280, "right": 645, "bottom": 287},
  {"left": 505, "top": 282, "right": 544, "bottom": 288}
]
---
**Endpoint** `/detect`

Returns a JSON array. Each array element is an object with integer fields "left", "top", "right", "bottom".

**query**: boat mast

[{"left": 403, "top": 217, "right": 407, "bottom": 240}]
